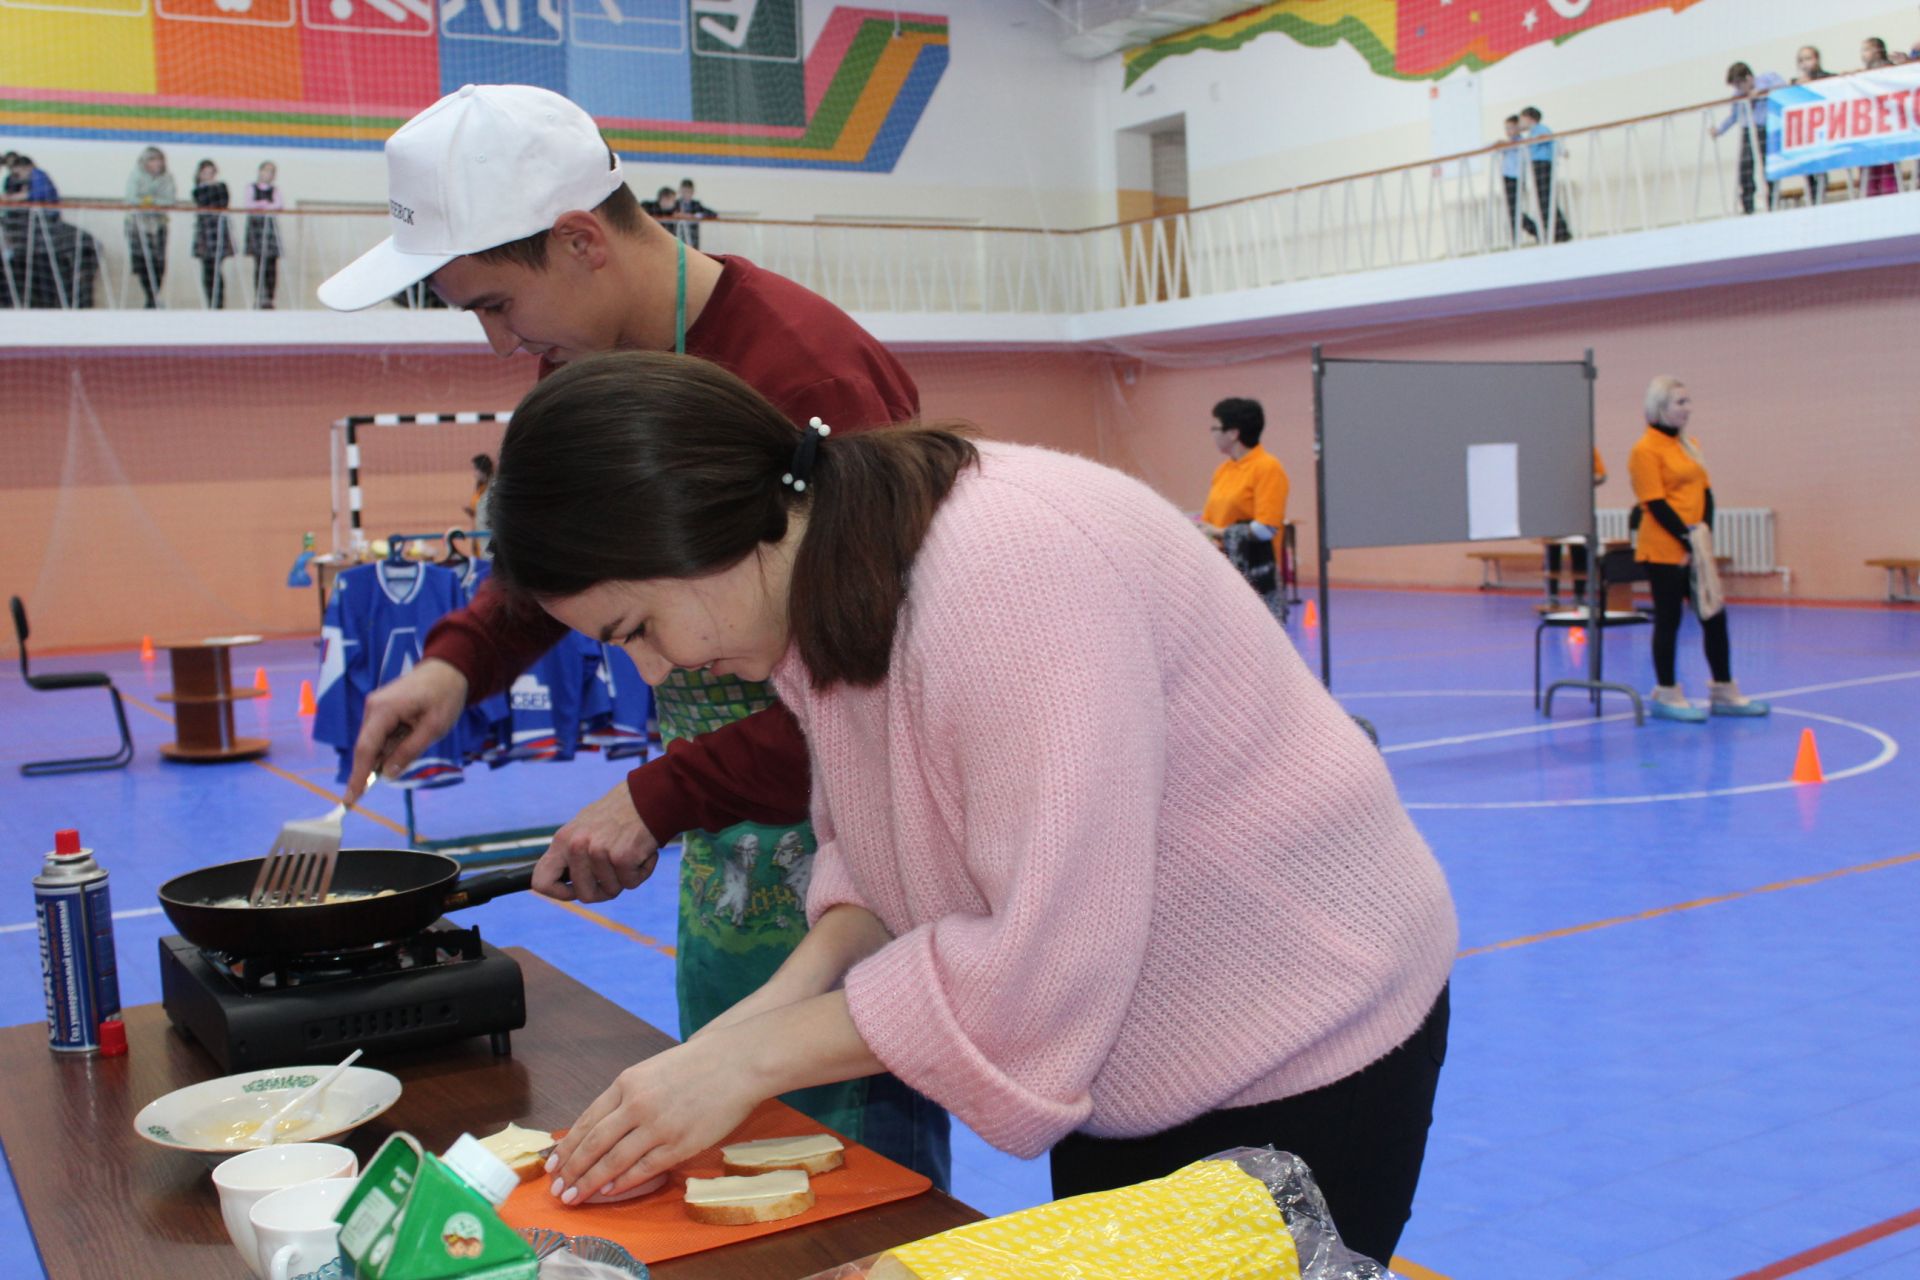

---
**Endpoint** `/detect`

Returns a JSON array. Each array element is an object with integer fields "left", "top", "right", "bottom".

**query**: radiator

[{"left": 1598, "top": 507, "right": 1787, "bottom": 588}]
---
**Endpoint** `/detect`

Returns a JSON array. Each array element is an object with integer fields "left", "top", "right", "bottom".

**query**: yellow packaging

[{"left": 876, "top": 1158, "right": 1302, "bottom": 1280}]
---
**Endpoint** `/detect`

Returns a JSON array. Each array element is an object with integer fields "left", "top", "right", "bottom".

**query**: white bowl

[{"left": 135, "top": 1065, "right": 403, "bottom": 1157}]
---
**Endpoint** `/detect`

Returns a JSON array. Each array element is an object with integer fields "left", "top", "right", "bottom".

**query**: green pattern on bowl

[{"left": 244, "top": 1073, "right": 319, "bottom": 1093}]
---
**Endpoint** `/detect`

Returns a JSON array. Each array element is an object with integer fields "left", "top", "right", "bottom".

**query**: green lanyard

[{"left": 674, "top": 236, "right": 687, "bottom": 355}]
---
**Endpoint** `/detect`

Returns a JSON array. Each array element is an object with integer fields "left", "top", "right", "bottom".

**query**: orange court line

[
  {"left": 1731, "top": 1204, "right": 1920, "bottom": 1279},
  {"left": 1459, "top": 850, "right": 1920, "bottom": 958},
  {"left": 1389, "top": 1256, "right": 1452, "bottom": 1280},
  {"left": 546, "top": 898, "right": 678, "bottom": 960}
]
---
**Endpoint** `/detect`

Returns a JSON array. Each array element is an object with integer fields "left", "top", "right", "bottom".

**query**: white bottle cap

[{"left": 442, "top": 1132, "right": 520, "bottom": 1207}]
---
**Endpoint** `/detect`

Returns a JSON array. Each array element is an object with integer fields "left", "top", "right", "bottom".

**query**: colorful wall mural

[
  {"left": 1123, "top": 0, "right": 1706, "bottom": 87},
  {"left": 0, "top": 3, "right": 948, "bottom": 169}
]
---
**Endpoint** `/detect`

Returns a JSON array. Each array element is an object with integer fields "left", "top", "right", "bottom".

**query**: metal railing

[{"left": 3, "top": 88, "right": 1911, "bottom": 318}]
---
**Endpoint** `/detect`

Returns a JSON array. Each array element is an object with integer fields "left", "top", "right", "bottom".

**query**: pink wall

[{"left": 5, "top": 266, "right": 1913, "bottom": 653}]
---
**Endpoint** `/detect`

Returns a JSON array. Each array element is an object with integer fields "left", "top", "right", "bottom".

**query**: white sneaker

[
  {"left": 1650, "top": 684, "right": 1706, "bottom": 723},
  {"left": 1709, "top": 680, "right": 1771, "bottom": 717}
]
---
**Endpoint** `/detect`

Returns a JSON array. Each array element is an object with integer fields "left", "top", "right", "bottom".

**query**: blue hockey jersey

[
  {"left": 584, "top": 643, "right": 655, "bottom": 761},
  {"left": 313, "top": 560, "right": 472, "bottom": 788}
]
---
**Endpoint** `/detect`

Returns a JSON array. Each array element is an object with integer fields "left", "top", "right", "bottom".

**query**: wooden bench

[
  {"left": 1467, "top": 549, "right": 1545, "bottom": 590},
  {"left": 1866, "top": 557, "right": 1920, "bottom": 604}
]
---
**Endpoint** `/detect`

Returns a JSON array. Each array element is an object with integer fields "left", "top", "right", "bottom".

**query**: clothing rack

[{"left": 353, "top": 530, "right": 580, "bottom": 866}]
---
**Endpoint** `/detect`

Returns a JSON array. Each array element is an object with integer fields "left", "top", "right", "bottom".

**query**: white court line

[
  {"left": 1350, "top": 669, "right": 1920, "bottom": 756},
  {"left": 1401, "top": 707, "right": 1897, "bottom": 810},
  {"left": 0, "top": 906, "right": 165, "bottom": 936}
]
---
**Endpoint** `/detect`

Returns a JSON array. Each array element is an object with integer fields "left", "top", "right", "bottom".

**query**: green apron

[
  {"left": 652, "top": 240, "right": 865, "bottom": 1139},
  {"left": 653, "top": 658, "right": 869, "bottom": 1142}
]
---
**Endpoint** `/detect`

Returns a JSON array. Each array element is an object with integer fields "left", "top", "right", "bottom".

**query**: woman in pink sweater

[{"left": 503, "top": 352, "right": 1458, "bottom": 1264}]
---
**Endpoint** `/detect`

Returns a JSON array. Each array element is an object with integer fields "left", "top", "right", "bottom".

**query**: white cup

[
  {"left": 211, "top": 1143, "right": 358, "bottom": 1278},
  {"left": 251, "top": 1175, "right": 355, "bottom": 1280}
]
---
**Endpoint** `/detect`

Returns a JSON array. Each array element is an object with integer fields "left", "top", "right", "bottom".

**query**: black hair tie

[{"left": 781, "top": 416, "right": 832, "bottom": 493}]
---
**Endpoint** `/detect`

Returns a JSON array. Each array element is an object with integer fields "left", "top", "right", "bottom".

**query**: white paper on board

[{"left": 1466, "top": 443, "right": 1521, "bottom": 540}]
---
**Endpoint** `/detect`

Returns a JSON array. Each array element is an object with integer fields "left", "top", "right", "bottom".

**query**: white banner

[{"left": 1766, "top": 63, "right": 1920, "bottom": 179}]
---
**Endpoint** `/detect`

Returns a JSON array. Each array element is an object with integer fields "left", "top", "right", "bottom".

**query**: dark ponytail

[{"left": 487, "top": 351, "right": 975, "bottom": 688}]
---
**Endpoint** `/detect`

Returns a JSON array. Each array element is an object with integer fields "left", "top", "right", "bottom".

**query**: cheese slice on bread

[
  {"left": 683, "top": 1170, "right": 815, "bottom": 1225},
  {"left": 477, "top": 1123, "right": 556, "bottom": 1183},
  {"left": 720, "top": 1133, "right": 845, "bottom": 1177}
]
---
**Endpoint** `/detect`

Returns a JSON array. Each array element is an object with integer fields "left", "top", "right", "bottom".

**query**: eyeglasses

[{"left": 1207, "top": 424, "right": 1232, "bottom": 435}]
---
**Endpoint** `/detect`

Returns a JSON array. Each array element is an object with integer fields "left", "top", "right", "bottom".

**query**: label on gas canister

[{"left": 36, "top": 874, "right": 120, "bottom": 1052}]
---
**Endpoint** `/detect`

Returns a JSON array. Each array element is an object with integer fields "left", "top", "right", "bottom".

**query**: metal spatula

[{"left": 249, "top": 772, "right": 375, "bottom": 908}]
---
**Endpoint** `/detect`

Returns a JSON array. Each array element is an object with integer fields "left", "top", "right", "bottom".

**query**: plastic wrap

[{"left": 798, "top": 1147, "right": 1394, "bottom": 1280}]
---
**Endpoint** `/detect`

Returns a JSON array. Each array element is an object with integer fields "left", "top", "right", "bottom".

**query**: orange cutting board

[{"left": 496, "top": 1099, "right": 931, "bottom": 1263}]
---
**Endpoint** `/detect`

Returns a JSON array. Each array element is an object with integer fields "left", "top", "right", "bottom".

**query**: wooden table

[
  {"left": 155, "top": 635, "right": 269, "bottom": 763},
  {"left": 0, "top": 949, "right": 980, "bottom": 1279}
]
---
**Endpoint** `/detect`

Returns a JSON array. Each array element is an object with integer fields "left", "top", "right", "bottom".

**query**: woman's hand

[
  {"left": 534, "top": 781, "right": 661, "bottom": 903},
  {"left": 546, "top": 1037, "right": 763, "bottom": 1205}
]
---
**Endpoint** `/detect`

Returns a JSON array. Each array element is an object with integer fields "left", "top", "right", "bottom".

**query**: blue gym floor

[{"left": 2, "top": 588, "right": 1916, "bottom": 1278}]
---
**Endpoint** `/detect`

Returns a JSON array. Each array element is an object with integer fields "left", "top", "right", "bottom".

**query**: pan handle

[{"left": 441, "top": 864, "right": 538, "bottom": 913}]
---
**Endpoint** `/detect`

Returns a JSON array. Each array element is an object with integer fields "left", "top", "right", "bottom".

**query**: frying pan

[{"left": 158, "top": 849, "right": 541, "bottom": 956}]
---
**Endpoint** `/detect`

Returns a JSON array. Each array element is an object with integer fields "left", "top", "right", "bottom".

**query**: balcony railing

[{"left": 2, "top": 87, "right": 1912, "bottom": 319}]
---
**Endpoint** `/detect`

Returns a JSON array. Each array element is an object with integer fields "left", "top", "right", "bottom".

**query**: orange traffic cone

[
  {"left": 297, "top": 679, "right": 317, "bottom": 716},
  {"left": 1302, "top": 599, "right": 1319, "bottom": 627},
  {"left": 254, "top": 666, "right": 271, "bottom": 696},
  {"left": 139, "top": 635, "right": 155, "bottom": 662},
  {"left": 1568, "top": 626, "right": 1586, "bottom": 645},
  {"left": 1791, "top": 728, "right": 1825, "bottom": 784}
]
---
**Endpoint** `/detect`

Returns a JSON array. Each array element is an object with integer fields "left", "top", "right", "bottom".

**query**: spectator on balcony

[
  {"left": 1498, "top": 115, "right": 1541, "bottom": 243},
  {"left": 1712, "top": 62, "right": 1785, "bottom": 214},
  {"left": 1793, "top": 47, "right": 1834, "bottom": 204},
  {"left": 1198, "top": 397, "right": 1290, "bottom": 624},
  {"left": 2, "top": 154, "right": 61, "bottom": 252},
  {"left": 125, "top": 147, "right": 175, "bottom": 308},
  {"left": 244, "top": 160, "right": 284, "bottom": 309},
  {"left": 191, "top": 159, "right": 235, "bottom": 308},
  {"left": 1859, "top": 40, "right": 1901, "bottom": 195},
  {"left": 676, "top": 179, "right": 714, "bottom": 249},
  {"left": 646, "top": 185, "right": 678, "bottom": 221},
  {"left": 1518, "top": 107, "right": 1572, "bottom": 242}
]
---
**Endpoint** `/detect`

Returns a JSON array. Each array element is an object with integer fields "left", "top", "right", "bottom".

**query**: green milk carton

[{"left": 335, "top": 1133, "right": 539, "bottom": 1280}]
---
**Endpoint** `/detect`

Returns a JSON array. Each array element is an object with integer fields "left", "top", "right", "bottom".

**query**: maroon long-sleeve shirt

[{"left": 423, "top": 254, "right": 920, "bottom": 839}]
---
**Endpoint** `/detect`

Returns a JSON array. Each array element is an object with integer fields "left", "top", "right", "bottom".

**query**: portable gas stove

[{"left": 159, "top": 921, "right": 526, "bottom": 1071}]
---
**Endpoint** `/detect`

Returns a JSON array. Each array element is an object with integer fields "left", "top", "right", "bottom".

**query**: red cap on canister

[
  {"left": 53, "top": 829, "right": 82, "bottom": 857},
  {"left": 98, "top": 1019, "right": 128, "bottom": 1057}
]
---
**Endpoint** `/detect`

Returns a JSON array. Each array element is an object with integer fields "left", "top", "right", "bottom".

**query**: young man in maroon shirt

[{"left": 320, "top": 83, "right": 947, "bottom": 1185}]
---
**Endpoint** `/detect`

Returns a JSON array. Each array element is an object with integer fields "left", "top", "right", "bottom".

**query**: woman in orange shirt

[
  {"left": 1629, "top": 377, "right": 1768, "bottom": 722},
  {"left": 1198, "top": 397, "right": 1290, "bottom": 623}
]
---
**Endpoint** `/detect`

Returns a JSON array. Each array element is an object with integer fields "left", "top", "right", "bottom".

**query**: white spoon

[{"left": 261, "top": 1048, "right": 363, "bottom": 1146}]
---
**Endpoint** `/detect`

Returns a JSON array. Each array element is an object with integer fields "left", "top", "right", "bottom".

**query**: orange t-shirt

[
  {"left": 1628, "top": 426, "right": 1709, "bottom": 565},
  {"left": 1201, "top": 444, "right": 1289, "bottom": 531}
]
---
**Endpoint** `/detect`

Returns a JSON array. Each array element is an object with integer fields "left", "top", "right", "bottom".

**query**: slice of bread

[
  {"left": 683, "top": 1169, "right": 815, "bottom": 1225},
  {"left": 720, "top": 1133, "right": 846, "bottom": 1177},
  {"left": 477, "top": 1123, "right": 557, "bottom": 1183}
]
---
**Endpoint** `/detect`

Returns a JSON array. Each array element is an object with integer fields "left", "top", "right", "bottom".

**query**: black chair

[
  {"left": 1533, "top": 548, "right": 1651, "bottom": 709},
  {"left": 9, "top": 596, "right": 134, "bottom": 776}
]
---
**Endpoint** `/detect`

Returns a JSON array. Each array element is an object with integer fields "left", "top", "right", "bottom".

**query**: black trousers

[
  {"left": 128, "top": 226, "right": 167, "bottom": 305},
  {"left": 199, "top": 257, "right": 225, "bottom": 308},
  {"left": 1645, "top": 561, "right": 1731, "bottom": 686},
  {"left": 251, "top": 254, "right": 278, "bottom": 306},
  {"left": 1532, "top": 161, "right": 1572, "bottom": 241},
  {"left": 1050, "top": 984, "right": 1449, "bottom": 1268},
  {"left": 1737, "top": 128, "right": 1776, "bottom": 214},
  {"left": 1545, "top": 540, "right": 1590, "bottom": 598},
  {"left": 1503, "top": 175, "right": 1538, "bottom": 241}
]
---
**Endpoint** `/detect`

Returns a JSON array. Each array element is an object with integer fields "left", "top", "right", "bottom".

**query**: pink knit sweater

[{"left": 773, "top": 441, "right": 1457, "bottom": 1161}]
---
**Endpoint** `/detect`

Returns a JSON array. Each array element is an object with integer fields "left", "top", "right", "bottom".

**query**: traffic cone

[
  {"left": 1791, "top": 728, "right": 1825, "bottom": 784},
  {"left": 139, "top": 635, "right": 155, "bottom": 662},
  {"left": 254, "top": 666, "right": 271, "bottom": 696},
  {"left": 297, "top": 680, "right": 317, "bottom": 716},
  {"left": 1302, "top": 599, "right": 1319, "bottom": 628},
  {"left": 1568, "top": 626, "right": 1586, "bottom": 645}
]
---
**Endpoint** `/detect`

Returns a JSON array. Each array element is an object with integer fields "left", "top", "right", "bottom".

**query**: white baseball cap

[{"left": 319, "top": 84, "right": 626, "bottom": 312}]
